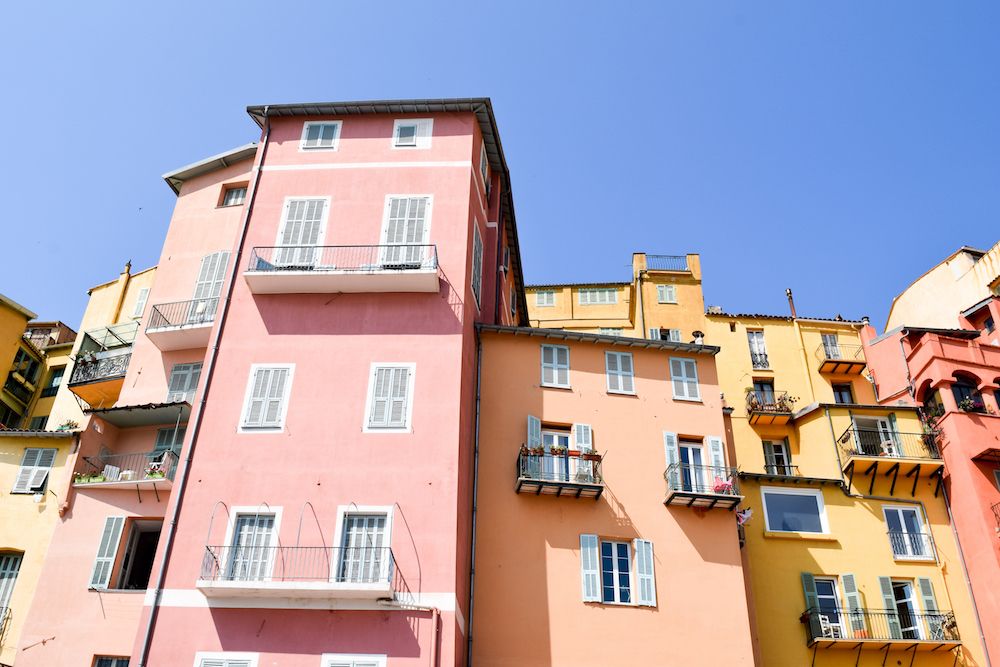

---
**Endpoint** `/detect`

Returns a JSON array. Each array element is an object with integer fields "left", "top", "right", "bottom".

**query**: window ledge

[
  {"left": 607, "top": 390, "right": 637, "bottom": 397},
  {"left": 238, "top": 426, "right": 285, "bottom": 434},
  {"left": 541, "top": 384, "right": 573, "bottom": 391},
  {"left": 763, "top": 530, "right": 838, "bottom": 542},
  {"left": 673, "top": 397, "right": 703, "bottom": 403}
]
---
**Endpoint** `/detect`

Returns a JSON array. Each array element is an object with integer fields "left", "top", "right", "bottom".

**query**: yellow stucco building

[{"left": 526, "top": 253, "right": 990, "bottom": 666}]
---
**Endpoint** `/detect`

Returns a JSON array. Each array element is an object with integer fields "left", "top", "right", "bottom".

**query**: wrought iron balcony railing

[
  {"left": 3, "top": 376, "right": 32, "bottom": 404},
  {"left": 803, "top": 606, "right": 959, "bottom": 644},
  {"left": 837, "top": 428, "right": 940, "bottom": 460},
  {"left": 764, "top": 462, "right": 800, "bottom": 477},
  {"left": 665, "top": 463, "right": 740, "bottom": 496},
  {"left": 199, "top": 545, "right": 397, "bottom": 587},
  {"left": 888, "top": 531, "right": 936, "bottom": 561},
  {"left": 147, "top": 298, "right": 219, "bottom": 331},
  {"left": 992, "top": 501, "right": 1000, "bottom": 531},
  {"left": 247, "top": 245, "right": 438, "bottom": 273},
  {"left": 77, "top": 451, "right": 179, "bottom": 485},
  {"left": 69, "top": 349, "right": 131, "bottom": 386},
  {"left": 750, "top": 351, "right": 770, "bottom": 369},
  {"left": 515, "top": 451, "right": 604, "bottom": 497},
  {"left": 818, "top": 343, "right": 864, "bottom": 361},
  {"left": 746, "top": 390, "right": 796, "bottom": 414},
  {"left": 0, "top": 606, "right": 9, "bottom": 647},
  {"left": 645, "top": 254, "right": 689, "bottom": 271}
]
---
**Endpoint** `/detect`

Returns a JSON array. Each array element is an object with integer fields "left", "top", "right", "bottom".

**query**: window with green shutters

[
  {"left": 90, "top": 517, "right": 125, "bottom": 589},
  {"left": 167, "top": 362, "right": 202, "bottom": 403}
]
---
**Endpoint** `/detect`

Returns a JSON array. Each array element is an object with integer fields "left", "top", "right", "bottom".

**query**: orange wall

[{"left": 472, "top": 331, "right": 755, "bottom": 666}]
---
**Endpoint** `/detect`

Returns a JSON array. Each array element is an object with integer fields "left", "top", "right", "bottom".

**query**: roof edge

[
  {"left": 477, "top": 324, "right": 720, "bottom": 355},
  {"left": 162, "top": 142, "right": 259, "bottom": 195}
]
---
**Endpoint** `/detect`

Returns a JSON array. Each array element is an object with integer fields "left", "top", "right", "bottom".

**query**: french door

[
  {"left": 338, "top": 514, "right": 388, "bottom": 583},
  {"left": 276, "top": 199, "right": 326, "bottom": 266},
  {"left": 0, "top": 552, "right": 21, "bottom": 611},
  {"left": 381, "top": 197, "right": 428, "bottom": 266},
  {"left": 227, "top": 515, "right": 274, "bottom": 581}
]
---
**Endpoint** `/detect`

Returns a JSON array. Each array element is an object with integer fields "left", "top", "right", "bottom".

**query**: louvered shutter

[
  {"left": 841, "top": 574, "right": 865, "bottom": 634},
  {"left": 763, "top": 441, "right": 776, "bottom": 471},
  {"left": 369, "top": 368, "right": 391, "bottom": 426},
  {"left": 708, "top": 437, "right": 726, "bottom": 477},
  {"left": 917, "top": 577, "right": 938, "bottom": 612},
  {"left": 573, "top": 424, "right": 592, "bottom": 452},
  {"left": 580, "top": 534, "right": 600, "bottom": 602},
  {"left": 90, "top": 517, "right": 125, "bottom": 589},
  {"left": 471, "top": 224, "right": 484, "bottom": 304},
  {"left": 388, "top": 368, "right": 410, "bottom": 427},
  {"left": 663, "top": 432, "right": 680, "bottom": 488},
  {"left": 606, "top": 352, "right": 620, "bottom": 392},
  {"left": 669, "top": 329, "right": 682, "bottom": 342},
  {"left": 263, "top": 368, "right": 288, "bottom": 426},
  {"left": 670, "top": 359, "right": 687, "bottom": 398},
  {"left": 541, "top": 346, "right": 554, "bottom": 385},
  {"left": 801, "top": 573, "right": 824, "bottom": 638},
  {"left": 132, "top": 287, "right": 150, "bottom": 317},
  {"left": 878, "top": 576, "right": 903, "bottom": 638},
  {"left": 245, "top": 368, "right": 270, "bottom": 426},
  {"left": 633, "top": 538, "right": 656, "bottom": 606},
  {"left": 619, "top": 353, "right": 634, "bottom": 392},
  {"left": 13, "top": 448, "right": 56, "bottom": 493},
  {"left": 0, "top": 553, "right": 22, "bottom": 609},
  {"left": 527, "top": 415, "right": 542, "bottom": 449},
  {"left": 154, "top": 427, "right": 187, "bottom": 456},
  {"left": 556, "top": 347, "right": 569, "bottom": 386}
]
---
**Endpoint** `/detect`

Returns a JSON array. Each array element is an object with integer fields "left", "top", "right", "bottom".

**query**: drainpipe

[
  {"left": 637, "top": 270, "right": 647, "bottom": 338},
  {"left": 466, "top": 332, "right": 484, "bottom": 666},
  {"left": 136, "top": 108, "right": 272, "bottom": 666}
]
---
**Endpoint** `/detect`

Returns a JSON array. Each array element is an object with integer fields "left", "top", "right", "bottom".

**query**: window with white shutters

[
  {"left": 195, "top": 653, "right": 257, "bottom": 667},
  {"left": 578, "top": 288, "right": 617, "bottom": 305},
  {"left": 301, "top": 121, "right": 341, "bottom": 149},
  {"left": 227, "top": 515, "right": 275, "bottom": 581},
  {"left": 222, "top": 186, "right": 247, "bottom": 207},
  {"left": 277, "top": 199, "right": 327, "bottom": 266},
  {"left": 648, "top": 328, "right": 662, "bottom": 340},
  {"left": 598, "top": 328, "right": 622, "bottom": 336},
  {"left": 669, "top": 357, "right": 700, "bottom": 400},
  {"left": 633, "top": 538, "right": 656, "bottom": 606},
  {"left": 657, "top": 284, "right": 677, "bottom": 304},
  {"left": 167, "top": 363, "right": 202, "bottom": 403},
  {"left": 479, "top": 144, "right": 489, "bottom": 191},
  {"left": 322, "top": 655, "right": 387, "bottom": 667},
  {"left": 535, "top": 290, "right": 555, "bottom": 307},
  {"left": 471, "top": 224, "right": 484, "bottom": 307},
  {"left": 190, "top": 251, "right": 229, "bottom": 323},
  {"left": 392, "top": 119, "right": 433, "bottom": 148},
  {"left": 132, "top": 288, "right": 150, "bottom": 318},
  {"left": 540, "top": 345, "right": 570, "bottom": 388},
  {"left": 12, "top": 448, "right": 57, "bottom": 493},
  {"left": 90, "top": 516, "right": 125, "bottom": 589},
  {"left": 381, "top": 196, "right": 430, "bottom": 266},
  {"left": 668, "top": 329, "right": 682, "bottom": 342},
  {"left": 241, "top": 366, "right": 293, "bottom": 430},
  {"left": 0, "top": 552, "right": 22, "bottom": 611},
  {"left": 366, "top": 365, "right": 414, "bottom": 430},
  {"left": 579, "top": 534, "right": 600, "bottom": 602},
  {"left": 606, "top": 351, "right": 635, "bottom": 394},
  {"left": 337, "top": 514, "right": 390, "bottom": 584}
]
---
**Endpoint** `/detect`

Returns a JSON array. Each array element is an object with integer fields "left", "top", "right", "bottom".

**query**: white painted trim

[
  {"left": 273, "top": 196, "right": 332, "bottom": 248},
  {"left": 238, "top": 363, "right": 295, "bottom": 433},
  {"left": 379, "top": 194, "right": 433, "bottom": 248},
  {"left": 219, "top": 506, "right": 284, "bottom": 581},
  {"left": 391, "top": 118, "right": 433, "bottom": 150},
  {"left": 299, "top": 120, "right": 342, "bottom": 152},
  {"left": 540, "top": 344, "right": 571, "bottom": 389},
  {"left": 331, "top": 504, "right": 395, "bottom": 556},
  {"left": 760, "top": 486, "right": 830, "bottom": 534},
  {"left": 149, "top": 588, "right": 459, "bottom": 611},
  {"left": 194, "top": 651, "right": 260, "bottom": 667},
  {"left": 485, "top": 221, "right": 498, "bottom": 228},
  {"left": 262, "top": 160, "right": 471, "bottom": 172},
  {"left": 605, "top": 350, "right": 636, "bottom": 395},
  {"left": 669, "top": 356, "right": 701, "bottom": 401},
  {"left": 321, "top": 654, "right": 387, "bottom": 667},
  {"left": 362, "top": 362, "right": 417, "bottom": 433}
]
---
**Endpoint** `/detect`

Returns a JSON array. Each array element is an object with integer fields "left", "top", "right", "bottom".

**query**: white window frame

[
  {"left": 883, "top": 504, "right": 932, "bottom": 560},
  {"left": 648, "top": 328, "right": 662, "bottom": 340},
  {"left": 669, "top": 357, "right": 701, "bottom": 401},
  {"left": 167, "top": 362, "right": 202, "bottom": 403},
  {"left": 132, "top": 287, "right": 150, "bottom": 318},
  {"left": 321, "top": 654, "right": 388, "bottom": 667},
  {"left": 764, "top": 439, "right": 792, "bottom": 474},
  {"left": 274, "top": 196, "right": 331, "bottom": 248},
  {"left": 299, "top": 121, "right": 342, "bottom": 151},
  {"left": 656, "top": 284, "right": 677, "bottom": 304},
  {"left": 761, "top": 486, "right": 830, "bottom": 534},
  {"left": 535, "top": 290, "right": 556, "bottom": 307},
  {"left": 380, "top": 194, "right": 433, "bottom": 263},
  {"left": 331, "top": 505, "right": 394, "bottom": 586},
  {"left": 221, "top": 185, "right": 247, "bottom": 207},
  {"left": 220, "top": 506, "right": 283, "bottom": 582},
  {"left": 813, "top": 577, "right": 848, "bottom": 638},
  {"left": 238, "top": 364, "right": 295, "bottom": 433},
  {"left": 598, "top": 328, "right": 623, "bottom": 336},
  {"left": 193, "top": 651, "right": 260, "bottom": 667},
  {"left": 598, "top": 539, "right": 633, "bottom": 605},
  {"left": 540, "top": 345, "right": 570, "bottom": 389},
  {"left": 471, "top": 222, "right": 484, "bottom": 309},
  {"left": 578, "top": 288, "right": 617, "bottom": 305},
  {"left": 362, "top": 362, "right": 416, "bottom": 433},
  {"left": 605, "top": 351, "right": 635, "bottom": 395},
  {"left": 391, "top": 118, "right": 433, "bottom": 149}
]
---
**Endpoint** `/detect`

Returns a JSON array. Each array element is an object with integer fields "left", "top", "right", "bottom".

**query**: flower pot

[{"left": 567, "top": 450, "right": 582, "bottom": 457}]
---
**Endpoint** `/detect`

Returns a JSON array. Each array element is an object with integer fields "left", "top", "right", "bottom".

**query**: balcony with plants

[
  {"left": 515, "top": 446, "right": 604, "bottom": 499},
  {"left": 73, "top": 450, "right": 178, "bottom": 492},
  {"left": 67, "top": 322, "right": 137, "bottom": 407},
  {"left": 746, "top": 389, "right": 798, "bottom": 425},
  {"left": 664, "top": 463, "right": 742, "bottom": 510},
  {"left": 802, "top": 606, "right": 960, "bottom": 650}
]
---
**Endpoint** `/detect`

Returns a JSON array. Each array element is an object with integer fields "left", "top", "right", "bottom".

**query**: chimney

[{"left": 786, "top": 288, "right": 797, "bottom": 318}]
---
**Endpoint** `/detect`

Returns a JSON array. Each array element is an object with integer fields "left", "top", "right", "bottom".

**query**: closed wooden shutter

[
  {"left": 841, "top": 574, "right": 866, "bottom": 633},
  {"left": 579, "top": 534, "right": 600, "bottom": 602},
  {"left": 0, "top": 552, "right": 22, "bottom": 610},
  {"left": 90, "top": 517, "right": 125, "bottom": 589},
  {"left": 878, "top": 577, "right": 903, "bottom": 638},
  {"left": 132, "top": 287, "right": 150, "bottom": 318},
  {"left": 277, "top": 199, "right": 326, "bottom": 265},
  {"left": 369, "top": 367, "right": 410, "bottom": 428},
  {"left": 663, "top": 432, "right": 680, "bottom": 488},
  {"left": 573, "top": 424, "right": 592, "bottom": 452},
  {"left": 243, "top": 367, "right": 290, "bottom": 428},
  {"left": 707, "top": 436, "right": 726, "bottom": 475},
  {"left": 167, "top": 363, "right": 202, "bottom": 403},
  {"left": 633, "top": 538, "right": 656, "bottom": 606}
]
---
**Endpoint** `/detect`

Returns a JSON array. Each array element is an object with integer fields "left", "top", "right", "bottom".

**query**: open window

[{"left": 89, "top": 517, "right": 163, "bottom": 590}]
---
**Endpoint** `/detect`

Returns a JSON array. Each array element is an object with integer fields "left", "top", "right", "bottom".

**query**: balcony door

[
  {"left": 0, "top": 552, "right": 21, "bottom": 612},
  {"left": 381, "top": 197, "right": 429, "bottom": 267},
  {"left": 814, "top": 578, "right": 845, "bottom": 638},
  {"left": 885, "top": 507, "right": 928, "bottom": 559},
  {"left": 892, "top": 581, "right": 923, "bottom": 639},
  {"left": 679, "top": 441, "right": 706, "bottom": 492},
  {"left": 747, "top": 331, "right": 769, "bottom": 369},
  {"left": 543, "top": 430, "right": 571, "bottom": 482},
  {"left": 227, "top": 514, "right": 275, "bottom": 582},
  {"left": 338, "top": 514, "right": 388, "bottom": 584},
  {"left": 854, "top": 416, "right": 898, "bottom": 456},
  {"left": 189, "top": 251, "right": 229, "bottom": 324},
  {"left": 822, "top": 334, "right": 842, "bottom": 359},
  {"left": 276, "top": 199, "right": 327, "bottom": 266}
]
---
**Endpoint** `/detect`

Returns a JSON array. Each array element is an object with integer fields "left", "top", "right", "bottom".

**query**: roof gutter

[{"left": 136, "top": 107, "right": 272, "bottom": 666}]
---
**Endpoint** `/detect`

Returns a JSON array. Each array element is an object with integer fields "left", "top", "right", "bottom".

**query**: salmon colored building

[{"left": 471, "top": 326, "right": 755, "bottom": 666}]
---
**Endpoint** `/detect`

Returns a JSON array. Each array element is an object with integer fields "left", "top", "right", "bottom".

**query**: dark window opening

[
  {"left": 117, "top": 520, "right": 162, "bottom": 590},
  {"left": 832, "top": 383, "right": 854, "bottom": 404}
]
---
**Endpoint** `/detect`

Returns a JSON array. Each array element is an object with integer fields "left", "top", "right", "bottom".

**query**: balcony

[
  {"left": 197, "top": 545, "right": 401, "bottom": 599},
  {"left": 243, "top": 245, "right": 440, "bottom": 294},
  {"left": 764, "top": 463, "right": 801, "bottom": 477},
  {"left": 645, "top": 255, "right": 689, "bottom": 272},
  {"left": 888, "top": 532, "right": 936, "bottom": 562},
  {"left": 817, "top": 343, "right": 867, "bottom": 375},
  {"left": 74, "top": 451, "right": 178, "bottom": 492},
  {"left": 68, "top": 322, "right": 138, "bottom": 408},
  {"left": 514, "top": 450, "right": 603, "bottom": 499},
  {"left": 664, "top": 463, "right": 742, "bottom": 510},
  {"left": 146, "top": 298, "right": 218, "bottom": 351},
  {"left": 750, "top": 351, "right": 770, "bottom": 370},
  {"left": 839, "top": 428, "right": 943, "bottom": 495},
  {"left": 803, "top": 607, "right": 960, "bottom": 650},
  {"left": 746, "top": 390, "right": 796, "bottom": 425}
]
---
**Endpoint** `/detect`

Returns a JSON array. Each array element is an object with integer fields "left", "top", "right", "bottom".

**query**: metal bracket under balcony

[
  {"left": 514, "top": 451, "right": 603, "bottom": 499},
  {"left": 243, "top": 245, "right": 440, "bottom": 294},
  {"left": 146, "top": 298, "right": 218, "bottom": 351},
  {"left": 664, "top": 464, "right": 742, "bottom": 510},
  {"left": 817, "top": 343, "right": 867, "bottom": 375},
  {"left": 746, "top": 390, "right": 796, "bottom": 425},
  {"left": 839, "top": 428, "right": 944, "bottom": 496},
  {"left": 196, "top": 545, "right": 400, "bottom": 600},
  {"left": 803, "top": 607, "right": 960, "bottom": 652}
]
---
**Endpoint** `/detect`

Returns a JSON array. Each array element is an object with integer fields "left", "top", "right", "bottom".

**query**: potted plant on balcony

[
  {"left": 57, "top": 419, "right": 79, "bottom": 432},
  {"left": 958, "top": 396, "right": 985, "bottom": 413},
  {"left": 145, "top": 462, "right": 165, "bottom": 479},
  {"left": 549, "top": 444, "right": 567, "bottom": 456},
  {"left": 581, "top": 451, "right": 602, "bottom": 462}
]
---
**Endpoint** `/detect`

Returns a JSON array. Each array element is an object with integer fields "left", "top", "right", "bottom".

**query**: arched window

[{"left": 951, "top": 373, "right": 985, "bottom": 413}]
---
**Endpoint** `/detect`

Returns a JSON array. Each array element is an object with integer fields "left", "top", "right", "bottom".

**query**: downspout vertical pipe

[
  {"left": 136, "top": 108, "right": 272, "bottom": 666},
  {"left": 637, "top": 270, "right": 647, "bottom": 338},
  {"left": 466, "top": 331, "right": 483, "bottom": 666}
]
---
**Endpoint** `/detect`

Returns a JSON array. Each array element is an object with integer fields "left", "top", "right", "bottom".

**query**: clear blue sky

[{"left": 3, "top": 2, "right": 998, "bottom": 330}]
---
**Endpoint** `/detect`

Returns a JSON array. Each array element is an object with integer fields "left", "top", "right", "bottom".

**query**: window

[
  {"left": 300, "top": 121, "right": 341, "bottom": 150},
  {"left": 761, "top": 487, "right": 828, "bottom": 534},
  {"left": 132, "top": 288, "right": 150, "bottom": 318},
  {"left": 88, "top": 517, "right": 163, "bottom": 590},
  {"left": 221, "top": 186, "right": 247, "bottom": 207},
  {"left": 853, "top": 415, "right": 900, "bottom": 457},
  {"left": 813, "top": 577, "right": 846, "bottom": 638},
  {"left": 656, "top": 284, "right": 677, "bottom": 304},
  {"left": 226, "top": 514, "right": 276, "bottom": 581},
  {"left": 535, "top": 291, "right": 555, "bottom": 307},
  {"left": 471, "top": 224, "right": 484, "bottom": 307},
  {"left": 763, "top": 440, "right": 793, "bottom": 475},
  {"left": 605, "top": 351, "right": 635, "bottom": 394},
  {"left": 994, "top": 469, "right": 1000, "bottom": 491},
  {"left": 752, "top": 379, "right": 775, "bottom": 406},
  {"left": 337, "top": 512, "right": 391, "bottom": 583},
  {"left": 479, "top": 144, "right": 489, "bottom": 191},
  {"left": 12, "top": 448, "right": 56, "bottom": 494},
  {"left": 189, "top": 251, "right": 230, "bottom": 322},
  {"left": 510, "top": 284, "right": 517, "bottom": 318},
  {"left": 578, "top": 288, "right": 617, "bottom": 305},
  {"left": 822, "top": 333, "right": 842, "bottom": 359},
  {"left": 952, "top": 378, "right": 985, "bottom": 412},
  {"left": 28, "top": 416, "right": 47, "bottom": 430},
  {"left": 884, "top": 506, "right": 932, "bottom": 560},
  {"left": 598, "top": 328, "right": 622, "bottom": 336},
  {"left": 365, "top": 364, "right": 415, "bottom": 431},
  {"left": 392, "top": 118, "right": 432, "bottom": 148},
  {"left": 322, "top": 655, "right": 387, "bottom": 667},
  {"left": 0, "top": 403, "right": 24, "bottom": 430},
  {"left": 194, "top": 652, "right": 259, "bottom": 667},
  {"left": 832, "top": 383, "right": 854, "bottom": 404},
  {"left": 540, "top": 345, "right": 570, "bottom": 388},
  {"left": 0, "top": 552, "right": 22, "bottom": 613},
  {"left": 885, "top": 579, "right": 926, "bottom": 640},
  {"left": 276, "top": 198, "right": 328, "bottom": 266},
  {"left": 94, "top": 658, "right": 130, "bottom": 667},
  {"left": 669, "top": 357, "right": 700, "bottom": 400},
  {"left": 985, "top": 316, "right": 996, "bottom": 334},
  {"left": 648, "top": 328, "right": 661, "bottom": 340},
  {"left": 240, "top": 365, "right": 294, "bottom": 431},
  {"left": 747, "top": 331, "right": 769, "bottom": 369},
  {"left": 381, "top": 196, "right": 431, "bottom": 266},
  {"left": 11, "top": 348, "right": 40, "bottom": 384},
  {"left": 167, "top": 363, "right": 202, "bottom": 403},
  {"left": 667, "top": 329, "right": 682, "bottom": 342},
  {"left": 153, "top": 427, "right": 186, "bottom": 458},
  {"left": 579, "top": 535, "right": 657, "bottom": 607},
  {"left": 40, "top": 366, "right": 64, "bottom": 397},
  {"left": 600, "top": 540, "right": 631, "bottom": 604}
]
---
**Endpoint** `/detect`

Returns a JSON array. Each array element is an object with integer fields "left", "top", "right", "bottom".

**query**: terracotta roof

[
  {"left": 526, "top": 282, "right": 629, "bottom": 289},
  {"left": 705, "top": 311, "right": 865, "bottom": 324},
  {"left": 477, "top": 324, "right": 720, "bottom": 355}
]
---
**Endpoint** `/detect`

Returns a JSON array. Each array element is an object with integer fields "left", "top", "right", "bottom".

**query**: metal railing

[
  {"left": 888, "top": 532, "right": 936, "bottom": 561},
  {"left": 992, "top": 502, "right": 1000, "bottom": 531},
  {"left": 645, "top": 255, "right": 689, "bottom": 271},
  {"left": 764, "top": 463, "right": 800, "bottom": 477},
  {"left": 665, "top": 463, "right": 740, "bottom": 496},
  {"left": 77, "top": 321, "right": 138, "bottom": 355},
  {"left": 148, "top": 298, "right": 219, "bottom": 331},
  {"left": 803, "top": 606, "right": 959, "bottom": 643},
  {"left": 517, "top": 451, "right": 603, "bottom": 485},
  {"left": 3, "top": 376, "right": 32, "bottom": 404},
  {"left": 69, "top": 349, "right": 131, "bottom": 385},
  {"left": 77, "top": 450, "right": 179, "bottom": 484},
  {"left": 837, "top": 428, "right": 941, "bottom": 460},
  {"left": 818, "top": 343, "right": 864, "bottom": 361},
  {"left": 750, "top": 351, "right": 770, "bottom": 369},
  {"left": 40, "top": 385, "right": 59, "bottom": 398},
  {"left": 746, "top": 390, "right": 796, "bottom": 413},
  {"left": 247, "top": 245, "right": 439, "bottom": 273},
  {"left": 0, "top": 606, "right": 9, "bottom": 647},
  {"left": 199, "top": 545, "right": 397, "bottom": 587}
]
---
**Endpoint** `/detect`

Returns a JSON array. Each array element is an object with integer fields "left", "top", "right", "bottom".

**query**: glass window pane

[{"left": 765, "top": 492, "right": 823, "bottom": 532}]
